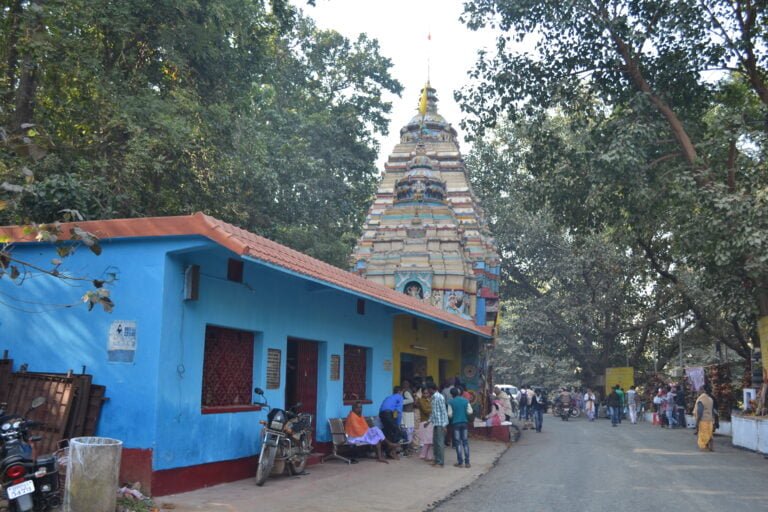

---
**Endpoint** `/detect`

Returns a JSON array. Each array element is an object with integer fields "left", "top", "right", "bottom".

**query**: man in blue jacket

[{"left": 379, "top": 386, "right": 404, "bottom": 444}]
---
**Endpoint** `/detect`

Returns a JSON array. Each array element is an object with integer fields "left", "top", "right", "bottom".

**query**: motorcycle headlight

[{"left": 268, "top": 410, "right": 286, "bottom": 431}]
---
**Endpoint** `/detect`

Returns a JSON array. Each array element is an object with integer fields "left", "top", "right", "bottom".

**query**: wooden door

[{"left": 286, "top": 339, "right": 318, "bottom": 422}]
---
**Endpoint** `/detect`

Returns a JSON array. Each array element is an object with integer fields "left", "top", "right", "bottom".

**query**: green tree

[
  {"left": 0, "top": 0, "right": 401, "bottom": 268},
  {"left": 460, "top": 0, "right": 768, "bottom": 389}
]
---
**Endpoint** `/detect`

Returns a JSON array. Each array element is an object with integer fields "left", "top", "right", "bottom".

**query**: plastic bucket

[{"left": 64, "top": 437, "right": 122, "bottom": 512}]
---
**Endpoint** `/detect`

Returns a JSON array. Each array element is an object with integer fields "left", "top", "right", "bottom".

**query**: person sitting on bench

[{"left": 345, "top": 402, "right": 399, "bottom": 462}]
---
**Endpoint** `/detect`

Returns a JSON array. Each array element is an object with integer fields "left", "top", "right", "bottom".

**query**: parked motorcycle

[
  {"left": 0, "top": 397, "right": 60, "bottom": 511},
  {"left": 253, "top": 388, "right": 313, "bottom": 486}
]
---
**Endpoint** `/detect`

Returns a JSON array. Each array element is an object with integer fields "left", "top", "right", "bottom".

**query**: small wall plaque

[
  {"left": 330, "top": 354, "right": 340, "bottom": 381},
  {"left": 383, "top": 359, "right": 392, "bottom": 372},
  {"left": 266, "top": 348, "right": 281, "bottom": 389}
]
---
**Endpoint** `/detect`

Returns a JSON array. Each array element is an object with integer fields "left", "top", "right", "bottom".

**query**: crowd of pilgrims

[
  {"left": 514, "top": 381, "right": 718, "bottom": 448},
  {"left": 343, "top": 377, "right": 510, "bottom": 467},
  {"left": 341, "top": 377, "right": 720, "bottom": 464}
]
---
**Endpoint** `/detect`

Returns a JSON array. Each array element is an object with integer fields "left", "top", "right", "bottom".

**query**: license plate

[{"left": 7, "top": 479, "right": 34, "bottom": 499}]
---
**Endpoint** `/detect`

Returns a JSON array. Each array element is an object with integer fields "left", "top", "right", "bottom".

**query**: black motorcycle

[
  {"left": 253, "top": 388, "right": 313, "bottom": 486},
  {"left": 0, "top": 397, "right": 60, "bottom": 511}
]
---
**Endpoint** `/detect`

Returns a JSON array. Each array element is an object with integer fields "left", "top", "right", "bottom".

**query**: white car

[{"left": 497, "top": 384, "right": 520, "bottom": 401}]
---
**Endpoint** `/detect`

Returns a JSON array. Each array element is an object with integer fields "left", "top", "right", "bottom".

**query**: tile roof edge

[{"left": 0, "top": 212, "right": 494, "bottom": 338}]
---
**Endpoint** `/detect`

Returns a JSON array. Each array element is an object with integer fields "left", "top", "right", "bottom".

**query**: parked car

[{"left": 497, "top": 384, "right": 520, "bottom": 401}]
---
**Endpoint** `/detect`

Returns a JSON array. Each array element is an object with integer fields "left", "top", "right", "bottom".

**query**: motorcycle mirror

[
  {"left": 294, "top": 402, "right": 302, "bottom": 409},
  {"left": 31, "top": 397, "right": 45, "bottom": 409},
  {"left": 254, "top": 387, "right": 265, "bottom": 395}
]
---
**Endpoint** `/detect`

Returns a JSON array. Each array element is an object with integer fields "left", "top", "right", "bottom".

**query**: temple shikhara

[{"left": 352, "top": 83, "right": 500, "bottom": 387}]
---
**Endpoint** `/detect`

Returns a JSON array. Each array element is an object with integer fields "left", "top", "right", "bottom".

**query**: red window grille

[
  {"left": 202, "top": 326, "right": 254, "bottom": 409},
  {"left": 343, "top": 344, "right": 368, "bottom": 401}
]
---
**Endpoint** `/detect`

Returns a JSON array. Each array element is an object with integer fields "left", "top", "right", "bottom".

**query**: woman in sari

[
  {"left": 414, "top": 386, "right": 434, "bottom": 459},
  {"left": 584, "top": 388, "right": 596, "bottom": 421},
  {"left": 693, "top": 384, "right": 715, "bottom": 451},
  {"left": 345, "top": 402, "right": 397, "bottom": 462}
]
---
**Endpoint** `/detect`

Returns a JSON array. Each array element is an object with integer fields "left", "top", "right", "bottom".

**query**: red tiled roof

[{"left": 1, "top": 213, "right": 493, "bottom": 337}]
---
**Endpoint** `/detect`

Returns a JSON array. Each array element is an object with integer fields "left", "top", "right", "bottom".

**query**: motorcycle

[
  {"left": 253, "top": 388, "right": 313, "bottom": 486},
  {"left": 553, "top": 402, "right": 574, "bottom": 421},
  {"left": 0, "top": 397, "right": 60, "bottom": 511}
]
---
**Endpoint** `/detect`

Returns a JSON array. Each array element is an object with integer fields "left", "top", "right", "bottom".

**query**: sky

[{"left": 296, "top": 0, "right": 502, "bottom": 169}]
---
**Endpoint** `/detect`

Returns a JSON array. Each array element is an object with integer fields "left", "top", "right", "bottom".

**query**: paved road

[{"left": 433, "top": 415, "right": 768, "bottom": 512}]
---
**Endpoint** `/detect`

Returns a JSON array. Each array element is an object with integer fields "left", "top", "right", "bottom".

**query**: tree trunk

[
  {"left": 13, "top": 54, "right": 36, "bottom": 131},
  {"left": 11, "top": 0, "right": 44, "bottom": 132},
  {"left": 4, "top": 0, "right": 23, "bottom": 108}
]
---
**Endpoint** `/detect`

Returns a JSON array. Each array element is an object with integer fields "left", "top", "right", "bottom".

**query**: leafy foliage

[
  {"left": 0, "top": 0, "right": 401, "bottom": 268},
  {"left": 461, "top": 0, "right": 768, "bottom": 386}
]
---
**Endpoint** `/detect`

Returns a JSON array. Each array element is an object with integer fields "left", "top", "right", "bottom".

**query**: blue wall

[
  {"left": 0, "top": 237, "right": 198, "bottom": 449},
  {"left": 1, "top": 236, "right": 396, "bottom": 472}
]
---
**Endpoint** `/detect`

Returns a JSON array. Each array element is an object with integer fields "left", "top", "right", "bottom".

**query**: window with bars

[
  {"left": 343, "top": 344, "right": 369, "bottom": 403},
  {"left": 201, "top": 325, "right": 259, "bottom": 413}
]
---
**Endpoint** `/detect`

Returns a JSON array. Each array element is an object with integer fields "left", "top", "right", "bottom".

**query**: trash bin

[{"left": 64, "top": 437, "right": 122, "bottom": 512}]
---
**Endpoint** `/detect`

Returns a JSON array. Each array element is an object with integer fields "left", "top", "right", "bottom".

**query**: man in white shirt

[{"left": 627, "top": 385, "right": 638, "bottom": 424}]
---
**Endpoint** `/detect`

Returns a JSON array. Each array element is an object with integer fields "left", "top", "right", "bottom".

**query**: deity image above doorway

[{"left": 404, "top": 281, "right": 424, "bottom": 299}]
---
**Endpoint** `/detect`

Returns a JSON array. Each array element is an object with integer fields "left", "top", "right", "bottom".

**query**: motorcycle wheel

[
  {"left": 571, "top": 407, "right": 581, "bottom": 418},
  {"left": 255, "top": 443, "right": 277, "bottom": 486},
  {"left": 289, "top": 434, "right": 311, "bottom": 475}
]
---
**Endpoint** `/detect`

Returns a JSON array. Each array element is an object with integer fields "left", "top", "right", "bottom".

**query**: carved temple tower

[{"left": 352, "top": 83, "right": 500, "bottom": 387}]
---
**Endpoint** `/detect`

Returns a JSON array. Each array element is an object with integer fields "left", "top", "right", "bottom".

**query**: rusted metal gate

[
  {"left": 0, "top": 360, "right": 108, "bottom": 455},
  {"left": 83, "top": 385, "right": 107, "bottom": 436},
  {"left": 8, "top": 373, "right": 78, "bottom": 455},
  {"left": 0, "top": 356, "right": 12, "bottom": 402}
]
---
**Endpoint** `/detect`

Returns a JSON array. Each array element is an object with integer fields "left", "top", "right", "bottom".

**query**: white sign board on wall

[{"left": 108, "top": 320, "right": 137, "bottom": 363}]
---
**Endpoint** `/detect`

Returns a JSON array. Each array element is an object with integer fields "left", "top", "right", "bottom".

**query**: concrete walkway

[{"left": 157, "top": 439, "right": 509, "bottom": 512}]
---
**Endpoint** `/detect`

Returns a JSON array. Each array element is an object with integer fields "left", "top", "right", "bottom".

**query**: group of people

[
  {"left": 604, "top": 385, "right": 640, "bottom": 426},
  {"left": 651, "top": 382, "right": 719, "bottom": 450},
  {"left": 652, "top": 384, "right": 687, "bottom": 429},
  {"left": 513, "top": 384, "right": 641, "bottom": 427},
  {"left": 343, "top": 377, "right": 720, "bottom": 469},
  {"left": 511, "top": 385, "right": 548, "bottom": 432},
  {"left": 344, "top": 377, "right": 476, "bottom": 468},
  {"left": 543, "top": 381, "right": 719, "bottom": 453}
]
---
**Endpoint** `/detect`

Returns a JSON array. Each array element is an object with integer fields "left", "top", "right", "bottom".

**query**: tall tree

[
  {"left": 0, "top": 0, "right": 401, "bottom": 268},
  {"left": 460, "top": 0, "right": 768, "bottom": 384}
]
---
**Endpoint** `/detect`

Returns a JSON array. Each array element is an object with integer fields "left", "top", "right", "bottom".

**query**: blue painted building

[{"left": 0, "top": 213, "right": 491, "bottom": 494}]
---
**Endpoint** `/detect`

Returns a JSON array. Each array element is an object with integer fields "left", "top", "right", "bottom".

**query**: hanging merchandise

[{"left": 686, "top": 367, "right": 705, "bottom": 391}]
